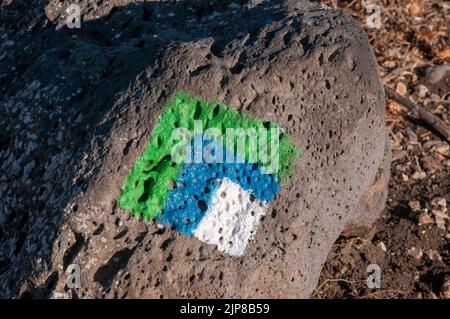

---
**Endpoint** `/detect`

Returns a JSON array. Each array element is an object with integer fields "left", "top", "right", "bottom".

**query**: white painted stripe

[{"left": 193, "top": 178, "right": 267, "bottom": 257}]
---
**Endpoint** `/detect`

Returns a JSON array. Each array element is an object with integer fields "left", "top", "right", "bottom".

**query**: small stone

[
  {"left": 412, "top": 171, "right": 427, "bottom": 180},
  {"left": 406, "top": 1, "right": 421, "bottom": 15},
  {"left": 408, "top": 200, "right": 421, "bottom": 212},
  {"left": 100, "top": 237, "right": 107, "bottom": 244},
  {"left": 431, "top": 209, "right": 448, "bottom": 230},
  {"left": 417, "top": 85, "right": 429, "bottom": 98},
  {"left": 379, "top": 242, "right": 387, "bottom": 252},
  {"left": 418, "top": 213, "right": 433, "bottom": 225},
  {"left": 433, "top": 198, "right": 447, "bottom": 207},
  {"left": 383, "top": 61, "right": 397, "bottom": 69},
  {"left": 406, "top": 247, "right": 423, "bottom": 260},
  {"left": 427, "top": 249, "right": 442, "bottom": 262},
  {"left": 396, "top": 82, "right": 407, "bottom": 95}
]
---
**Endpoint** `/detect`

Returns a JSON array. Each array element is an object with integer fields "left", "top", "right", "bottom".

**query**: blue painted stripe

[{"left": 157, "top": 136, "right": 279, "bottom": 235}]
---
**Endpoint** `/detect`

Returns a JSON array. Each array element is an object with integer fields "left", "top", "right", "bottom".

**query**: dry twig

[{"left": 384, "top": 85, "right": 450, "bottom": 143}]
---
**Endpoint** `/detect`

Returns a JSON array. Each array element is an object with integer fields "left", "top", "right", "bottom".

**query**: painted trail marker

[{"left": 118, "top": 92, "right": 299, "bottom": 256}]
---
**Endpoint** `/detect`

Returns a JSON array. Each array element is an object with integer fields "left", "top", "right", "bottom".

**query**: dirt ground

[{"left": 313, "top": 0, "right": 450, "bottom": 299}]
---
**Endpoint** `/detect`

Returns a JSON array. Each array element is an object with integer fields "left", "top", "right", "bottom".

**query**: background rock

[{"left": 0, "top": 0, "right": 388, "bottom": 298}]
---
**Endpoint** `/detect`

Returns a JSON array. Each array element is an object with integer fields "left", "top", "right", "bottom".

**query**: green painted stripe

[{"left": 118, "top": 91, "right": 300, "bottom": 220}]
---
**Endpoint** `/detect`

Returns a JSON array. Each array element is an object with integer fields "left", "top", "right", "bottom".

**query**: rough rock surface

[{"left": 0, "top": 0, "right": 390, "bottom": 298}]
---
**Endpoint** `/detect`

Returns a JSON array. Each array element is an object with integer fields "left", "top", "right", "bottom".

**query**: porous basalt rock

[{"left": 0, "top": 0, "right": 390, "bottom": 298}]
